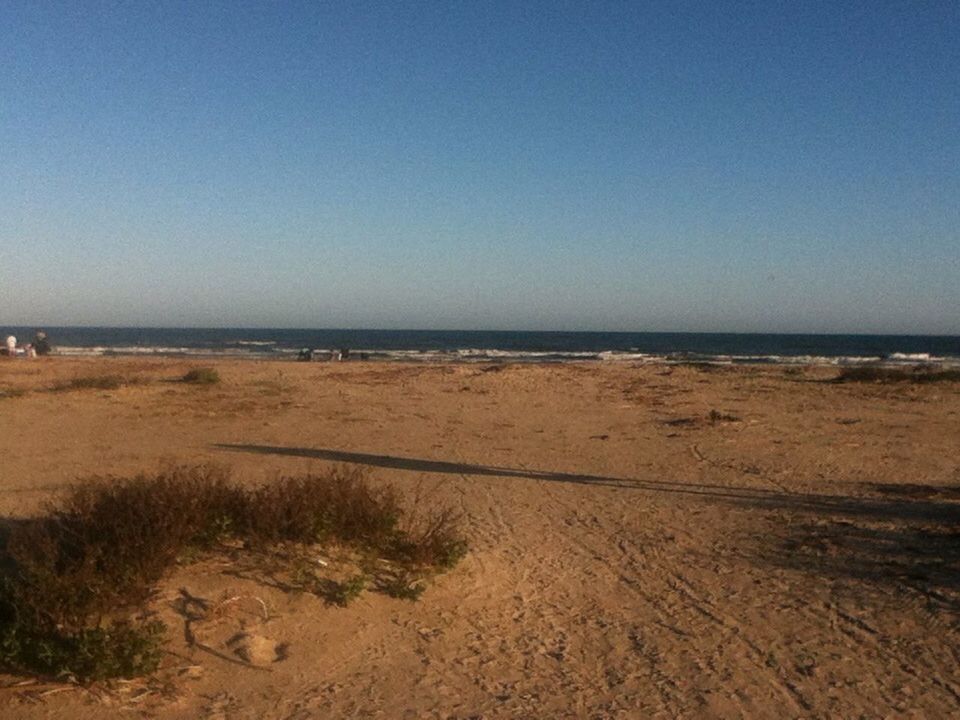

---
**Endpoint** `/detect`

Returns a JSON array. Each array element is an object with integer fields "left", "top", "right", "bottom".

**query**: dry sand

[{"left": 1, "top": 358, "right": 958, "bottom": 719}]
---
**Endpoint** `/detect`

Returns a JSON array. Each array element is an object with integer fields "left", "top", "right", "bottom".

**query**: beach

[{"left": 1, "top": 357, "right": 958, "bottom": 718}]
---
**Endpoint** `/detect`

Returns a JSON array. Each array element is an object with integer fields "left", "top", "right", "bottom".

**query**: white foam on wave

[
  {"left": 598, "top": 351, "right": 659, "bottom": 361},
  {"left": 49, "top": 345, "right": 960, "bottom": 367},
  {"left": 456, "top": 348, "right": 597, "bottom": 358},
  {"left": 887, "top": 352, "right": 931, "bottom": 361},
  {"left": 54, "top": 345, "right": 274, "bottom": 357}
]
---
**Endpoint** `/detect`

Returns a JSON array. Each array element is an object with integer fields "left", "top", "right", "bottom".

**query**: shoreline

[{"left": 21, "top": 350, "right": 960, "bottom": 368}]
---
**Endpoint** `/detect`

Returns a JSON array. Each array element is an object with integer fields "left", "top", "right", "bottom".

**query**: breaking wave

[{"left": 50, "top": 345, "right": 960, "bottom": 367}]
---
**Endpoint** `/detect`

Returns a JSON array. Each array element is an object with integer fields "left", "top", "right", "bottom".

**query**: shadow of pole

[{"left": 212, "top": 443, "right": 960, "bottom": 525}]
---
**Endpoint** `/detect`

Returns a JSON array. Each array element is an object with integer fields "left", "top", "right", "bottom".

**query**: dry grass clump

[
  {"left": 242, "top": 468, "right": 400, "bottom": 547},
  {"left": 707, "top": 409, "right": 741, "bottom": 424},
  {"left": 394, "top": 507, "right": 469, "bottom": 569},
  {"left": 181, "top": 367, "right": 220, "bottom": 384},
  {"left": 833, "top": 366, "right": 960, "bottom": 384},
  {"left": 49, "top": 374, "right": 138, "bottom": 392},
  {"left": 0, "top": 466, "right": 465, "bottom": 681}
]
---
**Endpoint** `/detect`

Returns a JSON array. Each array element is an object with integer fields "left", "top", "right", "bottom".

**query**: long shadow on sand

[
  {"left": 214, "top": 444, "right": 960, "bottom": 603},
  {"left": 758, "top": 519, "right": 960, "bottom": 609},
  {"left": 213, "top": 443, "right": 960, "bottom": 525}
]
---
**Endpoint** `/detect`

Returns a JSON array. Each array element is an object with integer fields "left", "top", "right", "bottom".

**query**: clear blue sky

[{"left": 1, "top": 1, "right": 957, "bottom": 333}]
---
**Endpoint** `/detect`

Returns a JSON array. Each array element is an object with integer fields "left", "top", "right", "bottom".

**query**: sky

[{"left": 1, "top": 1, "right": 958, "bottom": 334}]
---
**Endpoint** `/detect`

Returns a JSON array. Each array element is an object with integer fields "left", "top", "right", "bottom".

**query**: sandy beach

[{"left": 1, "top": 358, "right": 958, "bottom": 718}]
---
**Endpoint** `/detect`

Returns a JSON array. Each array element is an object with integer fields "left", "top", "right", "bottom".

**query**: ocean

[{"left": 5, "top": 327, "right": 960, "bottom": 366}]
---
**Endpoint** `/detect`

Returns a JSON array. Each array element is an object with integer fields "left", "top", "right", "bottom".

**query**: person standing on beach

[
  {"left": 33, "top": 330, "right": 51, "bottom": 356},
  {"left": 5, "top": 335, "right": 16, "bottom": 357}
]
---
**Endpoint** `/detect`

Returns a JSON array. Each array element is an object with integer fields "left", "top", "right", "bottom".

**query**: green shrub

[
  {"left": 181, "top": 367, "right": 220, "bottom": 384},
  {"left": 2, "top": 467, "right": 237, "bottom": 633},
  {"left": 0, "top": 619, "right": 165, "bottom": 681},
  {"left": 0, "top": 465, "right": 466, "bottom": 681},
  {"left": 328, "top": 574, "right": 368, "bottom": 607},
  {"left": 378, "top": 571, "right": 427, "bottom": 601}
]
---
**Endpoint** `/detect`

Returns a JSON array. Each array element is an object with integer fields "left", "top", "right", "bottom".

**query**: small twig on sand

[{"left": 689, "top": 444, "right": 706, "bottom": 462}]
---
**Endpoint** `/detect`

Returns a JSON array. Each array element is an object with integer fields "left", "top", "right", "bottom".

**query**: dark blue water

[{"left": 6, "top": 327, "right": 959, "bottom": 365}]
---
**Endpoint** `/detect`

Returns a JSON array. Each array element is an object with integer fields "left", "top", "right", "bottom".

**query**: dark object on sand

[
  {"left": 833, "top": 366, "right": 960, "bottom": 384},
  {"left": 181, "top": 367, "right": 220, "bottom": 384},
  {"left": 33, "top": 331, "right": 51, "bottom": 356},
  {"left": 297, "top": 348, "right": 314, "bottom": 362}
]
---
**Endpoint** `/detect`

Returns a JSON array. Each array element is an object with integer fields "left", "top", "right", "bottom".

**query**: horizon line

[{"left": 4, "top": 324, "right": 959, "bottom": 339}]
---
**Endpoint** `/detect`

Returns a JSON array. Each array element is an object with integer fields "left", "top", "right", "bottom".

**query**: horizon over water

[{"left": 6, "top": 327, "right": 960, "bottom": 366}]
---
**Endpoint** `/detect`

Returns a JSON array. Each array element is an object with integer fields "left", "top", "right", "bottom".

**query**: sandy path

[{"left": 1, "top": 359, "right": 958, "bottom": 718}]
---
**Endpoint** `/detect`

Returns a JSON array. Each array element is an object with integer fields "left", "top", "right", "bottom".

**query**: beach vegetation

[
  {"left": 397, "top": 507, "right": 469, "bottom": 569},
  {"left": 0, "top": 618, "right": 167, "bottom": 682},
  {"left": 708, "top": 409, "right": 741, "bottom": 424},
  {"left": 327, "top": 574, "right": 368, "bottom": 607},
  {"left": 49, "top": 374, "right": 136, "bottom": 392},
  {"left": 287, "top": 568, "right": 372, "bottom": 607},
  {"left": 0, "top": 465, "right": 466, "bottom": 681},
  {"left": 378, "top": 570, "right": 428, "bottom": 601},
  {"left": 181, "top": 367, "right": 221, "bottom": 384}
]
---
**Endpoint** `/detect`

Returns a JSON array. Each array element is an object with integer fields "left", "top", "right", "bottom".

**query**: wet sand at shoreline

[{"left": 1, "top": 358, "right": 959, "bottom": 718}]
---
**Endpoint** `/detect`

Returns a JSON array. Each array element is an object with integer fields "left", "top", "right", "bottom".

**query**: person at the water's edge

[{"left": 33, "top": 331, "right": 51, "bottom": 356}]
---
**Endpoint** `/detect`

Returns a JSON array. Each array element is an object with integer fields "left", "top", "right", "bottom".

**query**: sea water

[{"left": 5, "top": 327, "right": 959, "bottom": 366}]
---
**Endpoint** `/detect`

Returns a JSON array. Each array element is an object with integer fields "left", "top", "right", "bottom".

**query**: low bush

[
  {"left": 241, "top": 467, "right": 402, "bottom": 548},
  {"left": 327, "top": 574, "right": 368, "bottom": 607},
  {"left": 377, "top": 570, "right": 427, "bottom": 601},
  {"left": 181, "top": 367, "right": 220, "bottom": 384},
  {"left": 394, "top": 507, "right": 469, "bottom": 569},
  {"left": 0, "top": 466, "right": 465, "bottom": 681},
  {"left": 0, "top": 619, "right": 166, "bottom": 682}
]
